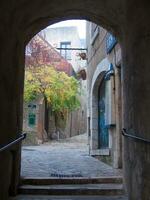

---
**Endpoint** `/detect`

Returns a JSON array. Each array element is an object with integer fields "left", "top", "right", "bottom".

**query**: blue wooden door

[{"left": 98, "top": 81, "right": 109, "bottom": 148}]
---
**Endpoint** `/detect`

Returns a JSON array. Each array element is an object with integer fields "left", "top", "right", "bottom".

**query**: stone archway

[
  {"left": 20, "top": 1, "right": 124, "bottom": 45},
  {"left": 1, "top": 6, "right": 123, "bottom": 196},
  {"left": 11, "top": 4, "right": 124, "bottom": 197},
  {"left": 90, "top": 58, "right": 110, "bottom": 151},
  {"left": 0, "top": 1, "right": 150, "bottom": 199}
]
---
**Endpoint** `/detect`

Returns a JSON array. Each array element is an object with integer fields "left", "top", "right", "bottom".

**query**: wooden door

[{"left": 98, "top": 80, "right": 109, "bottom": 148}]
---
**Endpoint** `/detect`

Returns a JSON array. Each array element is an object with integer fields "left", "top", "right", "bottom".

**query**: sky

[{"left": 48, "top": 20, "right": 86, "bottom": 39}]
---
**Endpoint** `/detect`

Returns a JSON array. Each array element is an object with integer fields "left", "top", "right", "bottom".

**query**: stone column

[
  {"left": 114, "top": 67, "right": 122, "bottom": 168},
  {"left": 122, "top": 24, "right": 150, "bottom": 199},
  {"left": 0, "top": 28, "right": 25, "bottom": 199}
]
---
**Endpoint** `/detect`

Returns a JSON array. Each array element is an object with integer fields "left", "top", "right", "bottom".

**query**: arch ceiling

[{"left": 11, "top": 0, "right": 125, "bottom": 43}]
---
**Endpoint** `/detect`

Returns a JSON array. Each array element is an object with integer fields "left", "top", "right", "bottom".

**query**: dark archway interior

[{"left": 0, "top": 1, "right": 150, "bottom": 199}]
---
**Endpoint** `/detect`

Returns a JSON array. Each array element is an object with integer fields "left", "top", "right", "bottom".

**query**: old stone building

[
  {"left": 86, "top": 23, "right": 122, "bottom": 168},
  {"left": 26, "top": 32, "right": 74, "bottom": 76},
  {"left": 0, "top": 1, "right": 150, "bottom": 199}
]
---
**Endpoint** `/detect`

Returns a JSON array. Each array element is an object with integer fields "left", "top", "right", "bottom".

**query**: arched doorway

[{"left": 89, "top": 56, "right": 122, "bottom": 169}]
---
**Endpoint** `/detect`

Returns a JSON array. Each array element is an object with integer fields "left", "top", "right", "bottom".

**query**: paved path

[
  {"left": 21, "top": 134, "right": 122, "bottom": 178},
  {"left": 10, "top": 195, "right": 128, "bottom": 200}
]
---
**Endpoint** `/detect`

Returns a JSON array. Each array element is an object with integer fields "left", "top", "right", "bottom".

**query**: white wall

[{"left": 43, "top": 26, "right": 85, "bottom": 72}]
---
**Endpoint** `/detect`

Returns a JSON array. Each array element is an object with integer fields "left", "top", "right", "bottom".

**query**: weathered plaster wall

[
  {"left": 86, "top": 24, "right": 107, "bottom": 96},
  {"left": 48, "top": 109, "right": 87, "bottom": 140},
  {"left": 0, "top": 0, "right": 149, "bottom": 199}
]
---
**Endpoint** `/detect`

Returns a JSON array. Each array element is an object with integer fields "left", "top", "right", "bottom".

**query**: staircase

[{"left": 19, "top": 176, "right": 124, "bottom": 196}]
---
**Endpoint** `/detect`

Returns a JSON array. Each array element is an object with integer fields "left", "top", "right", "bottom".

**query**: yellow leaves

[{"left": 24, "top": 65, "right": 80, "bottom": 112}]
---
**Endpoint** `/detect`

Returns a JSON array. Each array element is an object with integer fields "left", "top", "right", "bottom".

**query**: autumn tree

[
  {"left": 25, "top": 33, "right": 80, "bottom": 134},
  {"left": 24, "top": 65, "right": 80, "bottom": 114}
]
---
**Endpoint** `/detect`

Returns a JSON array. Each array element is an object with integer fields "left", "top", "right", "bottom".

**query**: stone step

[
  {"left": 10, "top": 194, "right": 128, "bottom": 200},
  {"left": 21, "top": 176, "right": 123, "bottom": 185},
  {"left": 19, "top": 183, "right": 124, "bottom": 196}
]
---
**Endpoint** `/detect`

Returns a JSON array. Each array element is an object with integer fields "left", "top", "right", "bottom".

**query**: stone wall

[
  {"left": 23, "top": 98, "right": 87, "bottom": 143},
  {"left": 48, "top": 108, "right": 87, "bottom": 140},
  {"left": 23, "top": 98, "right": 47, "bottom": 145},
  {"left": 23, "top": 102, "right": 38, "bottom": 133}
]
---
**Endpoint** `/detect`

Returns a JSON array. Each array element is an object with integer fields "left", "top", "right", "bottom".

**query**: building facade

[
  {"left": 44, "top": 26, "right": 86, "bottom": 72},
  {"left": 86, "top": 22, "right": 122, "bottom": 168},
  {"left": 44, "top": 26, "right": 87, "bottom": 138}
]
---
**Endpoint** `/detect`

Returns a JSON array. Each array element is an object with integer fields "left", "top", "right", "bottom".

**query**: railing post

[
  {"left": 0, "top": 133, "right": 26, "bottom": 196},
  {"left": 9, "top": 146, "right": 21, "bottom": 196}
]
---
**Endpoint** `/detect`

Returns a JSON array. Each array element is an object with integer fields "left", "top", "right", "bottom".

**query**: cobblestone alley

[{"left": 21, "top": 134, "right": 122, "bottom": 178}]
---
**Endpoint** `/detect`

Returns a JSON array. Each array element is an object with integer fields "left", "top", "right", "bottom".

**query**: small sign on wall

[
  {"left": 28, "top": 113, "right": 36, "bottom": 126},
  {"left": 106, "top": 33, "right": 117, "bottom": 54}
]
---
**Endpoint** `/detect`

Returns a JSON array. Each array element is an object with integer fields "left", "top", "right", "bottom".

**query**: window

[
  {"left": 90, "top": 23, "right": 100, "bottom": 45},
  {"left": 28, "top": 104, "right": 36, "bottom": 109},
  {"left": 60, "top": 42, "right": 71, "bottom": 60}
]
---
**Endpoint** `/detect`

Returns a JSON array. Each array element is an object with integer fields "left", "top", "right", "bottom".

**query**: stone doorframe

[{"left": 89, "top": 58, "right": 110, "bottom": 154}]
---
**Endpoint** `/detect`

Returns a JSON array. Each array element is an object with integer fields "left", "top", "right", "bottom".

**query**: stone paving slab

[
  {"left": 21, "top": 134, "right": 122, "bottom": 178},
  {"left": 10, "top": 195, "right": 128, "bottom": 200}
]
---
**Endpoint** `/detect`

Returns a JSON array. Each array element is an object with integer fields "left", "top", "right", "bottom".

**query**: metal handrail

[
  {"left": 0, "top": 133, "right": 26, "bottom": 152},
  {"left": 122, "top": 128, "right": 150, "bottom": 144}
]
